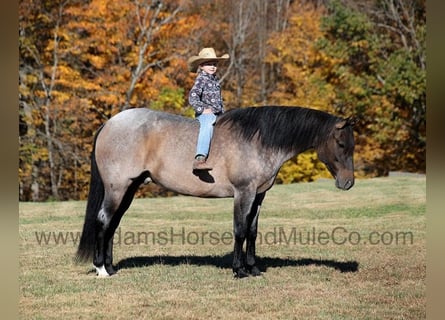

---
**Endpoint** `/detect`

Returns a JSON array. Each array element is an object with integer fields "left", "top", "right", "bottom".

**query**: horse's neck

[{"left": 283, "top": 127, "right": 326, "bottom": 163}]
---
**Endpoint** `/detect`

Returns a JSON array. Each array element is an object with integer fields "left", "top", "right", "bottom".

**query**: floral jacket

[{"left": 188, "top": 70, "right": 224, "bottom": 116}]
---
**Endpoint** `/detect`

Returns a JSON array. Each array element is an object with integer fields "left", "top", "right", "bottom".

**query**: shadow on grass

[{"left": 116, "top": 253, "right": 359, "bottom": 273}]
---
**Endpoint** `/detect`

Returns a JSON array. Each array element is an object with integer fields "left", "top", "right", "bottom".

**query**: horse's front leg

[
  {"left": 232, "top": 187, "right": 256, "bottom": 278},
  {"left": 245, "top": 192, "right": 266, "bottom": 276}
]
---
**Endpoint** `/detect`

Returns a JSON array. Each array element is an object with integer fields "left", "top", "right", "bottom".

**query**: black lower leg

[
  {"left": 102, "top": 208, "right": 126, "bottom": 275},
  {"left": 104, "top": 233, "right": 117, "bottom": 275},
  {"left": 246, "top": 237, "right": 261, "bottom": 276},
  {"left": 233, "top": 236, "right": 248, "bottom": 278},
  {"left": 93, "top": 223, "right": 105, "bottom": 268},
  {"left": 245, "top": 192, "right": 265, "bottom": 276},
  {"left": 232, "top": 188, "right": 258, "bottom": 278}
]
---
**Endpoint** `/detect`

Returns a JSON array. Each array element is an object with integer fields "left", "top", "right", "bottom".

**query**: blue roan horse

[{"left": 76, "top": 106, "right": 355, "bottom": 278}]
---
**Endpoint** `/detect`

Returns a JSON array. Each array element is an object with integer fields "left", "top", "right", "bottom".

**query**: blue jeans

[{"left": 195, "top": 113, "right": 217, "bottom": 157}]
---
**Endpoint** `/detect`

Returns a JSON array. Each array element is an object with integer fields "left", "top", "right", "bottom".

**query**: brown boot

[{"left": 192, "top": 155, "right": 212, "bottom": 170}]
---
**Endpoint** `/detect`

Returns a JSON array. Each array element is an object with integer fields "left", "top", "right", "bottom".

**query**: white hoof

[{"left": 95, "top": 265, "right": 110, "bottom": 278}]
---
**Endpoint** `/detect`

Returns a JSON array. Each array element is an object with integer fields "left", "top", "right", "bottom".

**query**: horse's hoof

[
  {"left": 97, "top": 273, "right": 111, "bottom": 278},
  {"left": 233, "top": 268, "right": 249, "bottom": 279},
  {"left": 105, "top": 265, "right": 117, "bottom": 275},
  {"left": 95, "top": 265, "right": 111, "bottom": 277},
  {"left": 248, "top": 266, "right": 262, "bottom": 277}
]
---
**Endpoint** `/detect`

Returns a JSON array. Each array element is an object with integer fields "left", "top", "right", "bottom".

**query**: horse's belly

[{"left": 151, "top": 169, "right": 234, "bottom": 198}]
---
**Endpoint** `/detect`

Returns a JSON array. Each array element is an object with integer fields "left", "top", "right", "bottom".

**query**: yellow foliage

[
  {"left": 88, "top": 54, "right": 107, "bottom": 69},
  {"left": 267, "top": 2, "right": 334, "bottom": 112},
  {"left": 277, "top": 151, "right": 330, "bottom": 184},
  {"left": 265, "top": 2, "right": 341, "bottom": 183}
]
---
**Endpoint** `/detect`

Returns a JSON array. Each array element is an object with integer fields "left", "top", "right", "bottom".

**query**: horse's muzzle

[{"left": 336, "top": 178, "right": 354, "bottom": 190}]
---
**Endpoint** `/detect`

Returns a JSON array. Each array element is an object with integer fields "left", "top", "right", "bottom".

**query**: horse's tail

[{"left": 75, "top": 126, "right": 104, "bottom": 263}]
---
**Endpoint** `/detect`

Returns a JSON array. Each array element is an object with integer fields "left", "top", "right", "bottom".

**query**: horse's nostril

[
  {"left": 344, "top": 179, "right": 354, "bottom": 190},
  {"left": 337, "top": 179, "right": 354, "bottom": 190}
]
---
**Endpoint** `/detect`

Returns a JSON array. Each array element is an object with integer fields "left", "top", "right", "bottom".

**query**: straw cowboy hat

[{"left": 187, "top": 47, "right": 230, "bottom": 72}]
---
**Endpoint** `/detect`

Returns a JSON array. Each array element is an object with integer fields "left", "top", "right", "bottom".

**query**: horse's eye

[{"left": 337, "top": 141, "right": 345, "bottom": 148}]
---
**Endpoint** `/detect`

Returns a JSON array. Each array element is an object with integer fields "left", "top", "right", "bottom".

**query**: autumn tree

[
  {"left": 257, "top": 0, "right": 425, "bottom": 180},
  {"left": 315, "top": 0, "right": 426, "bottom": 175},
  {"left": 266, "top": 1, "right": 335, "bottom": 183},
  {"left": 19, "top": 0, "right": 200, "bottom": 200},
  {"left": 19, "top": 0, "right": 80, "bottom": 200}
]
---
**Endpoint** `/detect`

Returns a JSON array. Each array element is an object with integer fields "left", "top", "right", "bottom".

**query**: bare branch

[{"left": 124, "top": 0, "right": 182, "bottom": 109}]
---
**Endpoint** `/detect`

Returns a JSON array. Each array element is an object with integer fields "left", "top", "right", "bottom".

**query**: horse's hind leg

[
  {"left": 93, "top": 186, "right": 130, "bottom": 276},
  {"left": 95, "top": 175, "right": 146, "bottom": 277},
  {"left": 94, "top": 193, "right": 121, "bottom": 277}
]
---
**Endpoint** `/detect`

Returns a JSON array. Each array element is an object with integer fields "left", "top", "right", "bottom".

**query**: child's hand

[{"left": 202, "top": 108, "right": 213, "bottom": 114}]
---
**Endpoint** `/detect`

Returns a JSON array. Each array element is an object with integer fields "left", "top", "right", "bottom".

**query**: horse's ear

[
  {"left": 335, "top": 117, "right": 357, "bottom": 129},
  {"left": 335, "top": 120, "right": 348, "bottom": 129}
]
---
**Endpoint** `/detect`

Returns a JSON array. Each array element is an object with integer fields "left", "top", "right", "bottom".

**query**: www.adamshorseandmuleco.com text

[{"left": 34, "top": 226, "right": 414, "bottom": 247}]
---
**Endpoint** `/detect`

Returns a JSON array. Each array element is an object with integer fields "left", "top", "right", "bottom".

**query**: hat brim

[{"left": 187, "top": 54, "right": 229, "bottom": 72}]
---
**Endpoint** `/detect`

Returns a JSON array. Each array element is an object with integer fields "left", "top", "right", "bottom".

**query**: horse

[{"left": 76, "top": 106, "right": 355, "bottom": 278}]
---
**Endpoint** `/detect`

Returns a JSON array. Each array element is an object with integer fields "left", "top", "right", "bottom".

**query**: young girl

[{"left": 187, "top": 47, "right": 229, "bottom": 170}]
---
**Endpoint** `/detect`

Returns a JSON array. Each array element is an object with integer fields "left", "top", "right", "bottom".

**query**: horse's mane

[{"left": 217, "top": 106, "right": 339, "bottom": 152}]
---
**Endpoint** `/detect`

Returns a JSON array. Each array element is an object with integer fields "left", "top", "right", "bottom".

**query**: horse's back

[
  {"left": 96, "top": 109, "right": 192, "bottom": 173},
  {"left": 94, "top": 108, "right": 235, "bottom": 197},
  {"left": 101, "top": 108, "right": 198, "bottom": 143},
  {"left": 106, "top": 108, "right": 195, "bottom": 131}
]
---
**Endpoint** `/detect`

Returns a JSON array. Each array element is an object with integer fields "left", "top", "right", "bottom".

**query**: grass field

[{"left": 19, "top": 175, "right": 426, "bottom": 319}]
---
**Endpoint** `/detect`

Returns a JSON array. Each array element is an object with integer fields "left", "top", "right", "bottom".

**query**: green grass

[{"left": 19, "top": 175, "right": 426, "bottom": 319}]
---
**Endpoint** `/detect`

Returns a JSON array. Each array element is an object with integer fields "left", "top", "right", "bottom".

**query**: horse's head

[{"left": 317, "top": 117, "right": 355, "bottom": 190}]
